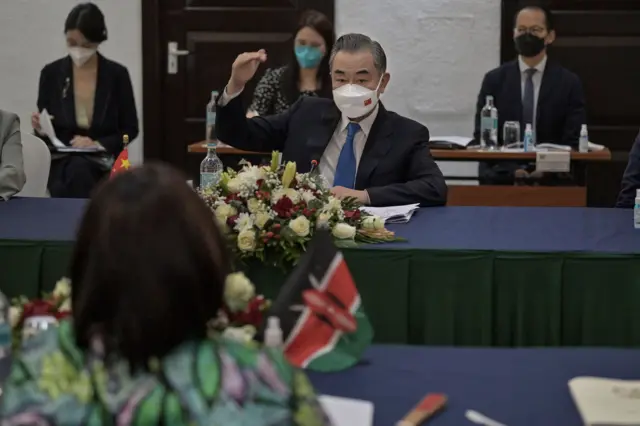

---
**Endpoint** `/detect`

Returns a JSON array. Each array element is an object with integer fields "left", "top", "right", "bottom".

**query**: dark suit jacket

[
  {"left": 37, "top": 54, "right": 139, "bottom": 157},
  {"left": 616, "top": 131, "right": 640, "bottom": 208},
  {"left": 216, "top": 95, "right": 447, "bottom": 207},
  {"left": 474, "top": 60, "right": 586, "bottom": 147}
]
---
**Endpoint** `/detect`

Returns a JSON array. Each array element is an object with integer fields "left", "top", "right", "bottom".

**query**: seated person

[
  {"left": 32, "top": 3, "right": 139, "bottom": 198},
  {"left": 0, "top": 110, "right": 26, "bottom": 200},
  {"left": 216, "top": 33, "right": 447, "bottom": 207},
  {"left": 247, "top": 9, "right": 334, "bottom": 117},
  {"left": 616, "top": 130, "right": 640, "bottom": 208},
  {"left": 0, "top": 164, "right": 330, "bottom": 425},
  {"left": 474, "top": 5, "right": 586, "bottom": 184}
]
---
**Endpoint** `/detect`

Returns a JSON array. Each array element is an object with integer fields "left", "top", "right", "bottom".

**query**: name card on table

[{"left": 535, "top": 151, "right": 570, "bottom": 173}]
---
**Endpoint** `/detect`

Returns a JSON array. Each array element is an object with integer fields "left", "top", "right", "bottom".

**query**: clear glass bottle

[
  {"left": 579, "top": 124, "right": 589, "bottom": 153},
  {"left": 480, "top": 95, "right": 498, "bottom": 149},
  {"left": 200, "top": 144, "right": 223, "bottom": 189},
  {"left": 206, "top": 90, "right": 219, "bottom": 143},
  {"left": 524, "top": 123, "right": 534, "bottom": 152}
]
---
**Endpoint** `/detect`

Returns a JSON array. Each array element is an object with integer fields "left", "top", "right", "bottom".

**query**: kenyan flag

[{"left": 260, "top": 230, "right": 373, "bottom": 372}]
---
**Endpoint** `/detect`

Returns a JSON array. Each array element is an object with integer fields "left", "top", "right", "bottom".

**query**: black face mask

[{"left": 515, "top": 33, "right": 546, "bottom": 57}]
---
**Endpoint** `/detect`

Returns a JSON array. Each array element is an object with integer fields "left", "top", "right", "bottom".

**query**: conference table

[
  {"left": 2, "top": 198, "right": 640, "bottom": 348},
  {"left": 309, "top": 345, "right": 640, "bottom": 425},
  {"left": 187, "top": 143, "right": 612, "bottom": 207}
]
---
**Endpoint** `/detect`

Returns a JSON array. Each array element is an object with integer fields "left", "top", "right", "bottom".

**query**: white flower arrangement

[{"left": 198, "top": 151, "right": 400, "bottom": 265}]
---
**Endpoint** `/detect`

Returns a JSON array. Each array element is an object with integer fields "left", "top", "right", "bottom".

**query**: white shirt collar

[
  {"left": 338, "top": 103, "right": 380, "bottom": 137},
  {"left": 518, "top": 55, "right": 547, "bottom": 75}
]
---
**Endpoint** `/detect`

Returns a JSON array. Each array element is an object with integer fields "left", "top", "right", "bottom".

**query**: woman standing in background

[
  {"left": 32, "top": 3, "right": 139, "bottom": 198},
  {"left": 247, "top": 10, "right": 335, "bottom": 117}
]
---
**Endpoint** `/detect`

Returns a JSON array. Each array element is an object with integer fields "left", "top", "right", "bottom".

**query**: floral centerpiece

[
  {"left": 198, "top": 151, "right": 399, "bottom": 265},
  {"left": 10, "top": 274, "right": 270, "bottom": 348}
]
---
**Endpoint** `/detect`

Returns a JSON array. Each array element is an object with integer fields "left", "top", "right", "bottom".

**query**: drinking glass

[
  {"left": 22, "top": 316, "right": 58, "bottom": 341},
  {"left": 502, "top": 121, "right": 521, "bottom": 149}
]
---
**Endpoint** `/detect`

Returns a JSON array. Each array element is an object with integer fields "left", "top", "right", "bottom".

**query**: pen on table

[{"left": 465, "top": 409, "right": 507, "bottom": 426}]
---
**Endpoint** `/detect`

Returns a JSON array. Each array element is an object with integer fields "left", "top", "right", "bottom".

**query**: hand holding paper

[
  {"left": 39, "top": 109, "right": 105, "bottom": 153},
  {"left": 39, "top": 109, "right": 65, "bottom": 148}
]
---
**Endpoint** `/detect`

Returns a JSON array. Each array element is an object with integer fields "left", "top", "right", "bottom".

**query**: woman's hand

[
  {"left": 71, "top": 136, "right": 97, "bottom": 148},
  {"left": 31, "top": 112, "right": 42, "bottom": 133}
]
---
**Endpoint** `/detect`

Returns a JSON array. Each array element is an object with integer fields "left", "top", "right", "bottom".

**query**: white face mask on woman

[
  {"left": 332, "top": 75, "right": 384, "bottom": 119},
  {"left": 68, "top": 47, "right": 97, "bottom": 67}
]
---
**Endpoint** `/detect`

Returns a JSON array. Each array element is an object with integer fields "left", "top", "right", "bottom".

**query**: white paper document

[
  {"left": 361, "top": 203, "right": 420, "bottom": 224},
  {"left": 39, "top": 109, "right": 104, "bottom": 153},
  {"left": 319, "top": 395, "right": 374, "bottom": 426},
  {"left": 569, "top": 376, "right": 640, "bottom": 425}
]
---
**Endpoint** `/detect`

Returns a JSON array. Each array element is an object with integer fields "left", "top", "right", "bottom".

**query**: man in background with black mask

[{"left": 473, "top": 5, "right": 586, "bottom": 184}]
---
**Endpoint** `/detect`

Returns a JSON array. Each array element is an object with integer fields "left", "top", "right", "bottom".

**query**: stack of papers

[
  {"left": 39, "top": 109, "right": 105, "bottom": 153},
  {"left": 569, "top": 376, "right": 640, "bottom": 425},
  {"left": 361, "top": 203, "right": 420, "bottom": 224},
  {"left": 319, "top": 395, "right": 374, "bottom": 426}
]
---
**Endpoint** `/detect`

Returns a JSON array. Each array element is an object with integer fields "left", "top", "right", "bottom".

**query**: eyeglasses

[{"left": 515, "top": 26, "right": 546, "bottom": 36}]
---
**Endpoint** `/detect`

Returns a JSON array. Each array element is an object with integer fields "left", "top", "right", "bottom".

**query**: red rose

[
  {"left": 344, "top": 210, "right": 361, "bottom": 220},
  {"left": 227, "top": 215, "right": 239, "bottom": 227},
  {"left": 256, "top": 179, "right": 265, "bottom": 188},
  {"left": 22, "top": 300, "right": 56, "bottom": 320},
  {"left": 273, "top": 196, "right": 294, "bottom": 218},
  {"left": 55, "top": 311, "right": 72, "bottom": 320}
]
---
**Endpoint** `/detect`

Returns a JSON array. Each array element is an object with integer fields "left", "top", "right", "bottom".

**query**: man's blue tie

[{"left": 333, "top": 122, "right": 361, "bottom": 188}]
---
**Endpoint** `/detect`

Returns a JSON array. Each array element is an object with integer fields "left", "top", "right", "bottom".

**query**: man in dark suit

[
  {"left": 474, "top": 5, "right": 586, "bottom": 184},
  {"left": 616, "top": 131, "right": 640, "bottom": 208},
  {"left": 216, "top": 33, "right": 447, "bottom": 207}
]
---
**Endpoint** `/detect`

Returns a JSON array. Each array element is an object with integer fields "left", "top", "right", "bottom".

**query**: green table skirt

[{"left": 3, "top": 240, "right": 640, "bottom": 347}]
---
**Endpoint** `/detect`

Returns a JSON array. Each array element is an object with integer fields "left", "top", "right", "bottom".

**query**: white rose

[
  {"left": 362, "top": 215, "right": 385, "bottom": 230},
  {"left": 53, "top": 277, "right": 71, "bottom": 300},
  {"left": 9, "top": 306, "right": 22, "bottom": 328},
  {"left": 215, "top": 203, "right": 237, "bottom": 222},
  {"left": 284, "top": 188, "right": 301, "bottom": 204},
  {"left": 227, "top": 177, "right": 243, "bottom": 193},
  {"left": 59, "top": 299, "right": 72, "bottom": 312},
  {"left": 332, "top": 223, "right": 356, "bottom": 239},
  {"left": 254, "top": 211, "right": 272, "bottom": 229},
  {"left": 237, "top": 230, "right": 257, "bottom": 252},
  {"left": 224, "top": 272, "right": 255, "bottom": 312},
  {"left": 247, "top": 198, "right": 263, "bottom": 213},
  {"left": 301, "top": 190, "right": 316, "bottom": 204},
  {"left": 316, "top": 212, "right": 332, "bottom": 228},
  {"left": 223, "top": 325, "right": 257, "bottom": 344},
  {"left": 234, "top": 213, "right": 254, "bottom": 232},
  {"left": 289, "top": 216, "right": 310, "bottom": 237}
]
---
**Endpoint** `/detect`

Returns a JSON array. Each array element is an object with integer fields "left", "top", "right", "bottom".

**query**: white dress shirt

[
  {"left": 518, "top": 55, "right": 547, "bottom": 136},
  {"left": 220, "top": 87, "right": 377, "bottom": 202},
  {"left": 318, "top": 106, "right": 379, "bottom": 186}
]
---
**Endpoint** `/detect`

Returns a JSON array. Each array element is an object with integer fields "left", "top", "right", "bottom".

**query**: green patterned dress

[{"left": 0, "top": 320, "right": 331, "bottom": 426}]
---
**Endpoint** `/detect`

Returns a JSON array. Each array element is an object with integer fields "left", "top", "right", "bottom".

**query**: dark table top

[
  {"left": 1, "top": 198, "right": 640, "bottom": 253},
  {"left": 308, "top": 345, "right": 640, "bottom": 426}
]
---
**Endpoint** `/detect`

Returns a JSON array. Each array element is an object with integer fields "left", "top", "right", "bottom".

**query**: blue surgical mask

[{"left": 295, "top": 45, "right": 323, "bottom": 69}]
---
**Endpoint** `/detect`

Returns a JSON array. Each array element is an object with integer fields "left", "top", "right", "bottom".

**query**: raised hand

[{"left": 227, "top": 49, "right": 267, "bottom": 95}]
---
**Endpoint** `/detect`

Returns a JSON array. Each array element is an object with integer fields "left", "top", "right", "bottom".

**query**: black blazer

[
  {"left": 474, "top": 60, "right": 586, "bottom": 147},
  {"left": 216, "top": 95, "right": 447, "bottom": 207},
  {"left": 616, "top": 130, "right": 640, "bottom": 208},
  {"left": 36, "top": 53, "right": 139, "bottom": 157}
]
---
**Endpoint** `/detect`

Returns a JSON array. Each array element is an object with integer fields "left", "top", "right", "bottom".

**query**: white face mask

[
  {"left": 68, "top": 47, "right": 97, "bottom": 67},
  {"left": 332, "top": 76, "right": 384, "bottom": 119}
]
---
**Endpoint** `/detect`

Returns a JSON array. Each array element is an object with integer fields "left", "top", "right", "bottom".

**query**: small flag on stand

[
  {"left": 259, "top": 230, "right": 373, "bottom": 372},
  {"left": 110, "top": 134, "right": 131, "bottom": 177}
]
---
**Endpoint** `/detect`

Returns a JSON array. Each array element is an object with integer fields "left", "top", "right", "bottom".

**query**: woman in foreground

[{"left": 0, "top": 164, "right": 330, "bottom": 425}]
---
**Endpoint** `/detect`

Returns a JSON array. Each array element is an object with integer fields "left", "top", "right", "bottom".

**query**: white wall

[
  {"left": 337, "top": 0, "right": 501, "bottom": 137},
  {"left": 0, "top": 0, "right": 143, "bottom": 163},
  {"left": 0, "top": 0, "right": 499, "bottom": 165}
]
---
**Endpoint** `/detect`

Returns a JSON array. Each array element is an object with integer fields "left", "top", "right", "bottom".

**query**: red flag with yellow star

[{"left": 110, "top": 135, "right": 131, "bottom": 177}]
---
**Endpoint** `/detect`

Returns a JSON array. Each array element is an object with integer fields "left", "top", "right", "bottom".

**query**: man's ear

[
  {"left": 546, "top": 29, "right": 556, "bottom": 45},
  {"left": 379, "top": 72, "right": 391, "bottom": 94}
]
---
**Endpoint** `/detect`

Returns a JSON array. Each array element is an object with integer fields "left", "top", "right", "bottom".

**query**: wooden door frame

[{"left": 140, "top": 0, "right": 335, "bottom": 163}]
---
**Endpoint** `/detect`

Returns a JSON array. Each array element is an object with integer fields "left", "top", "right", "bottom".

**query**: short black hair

[
  {"left": 330, "top": 33, "right": 387, "bottom": 74},
  {"left": 65, "top": 3, "right": 108, "bottom": 44},
  {"left": 515, "top": 4, "right": 555, "bottom": 31},
  {"left": 71, "top": 163, "right": 231, "bottom": 370}
]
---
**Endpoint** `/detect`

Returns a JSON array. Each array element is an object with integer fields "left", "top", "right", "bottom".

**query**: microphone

[
  {"left": 62, "top": 77, "right": 70, "bottom": 98},
  {"left": 309, "top": 159, "right": 319, "bottom": 174}
]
